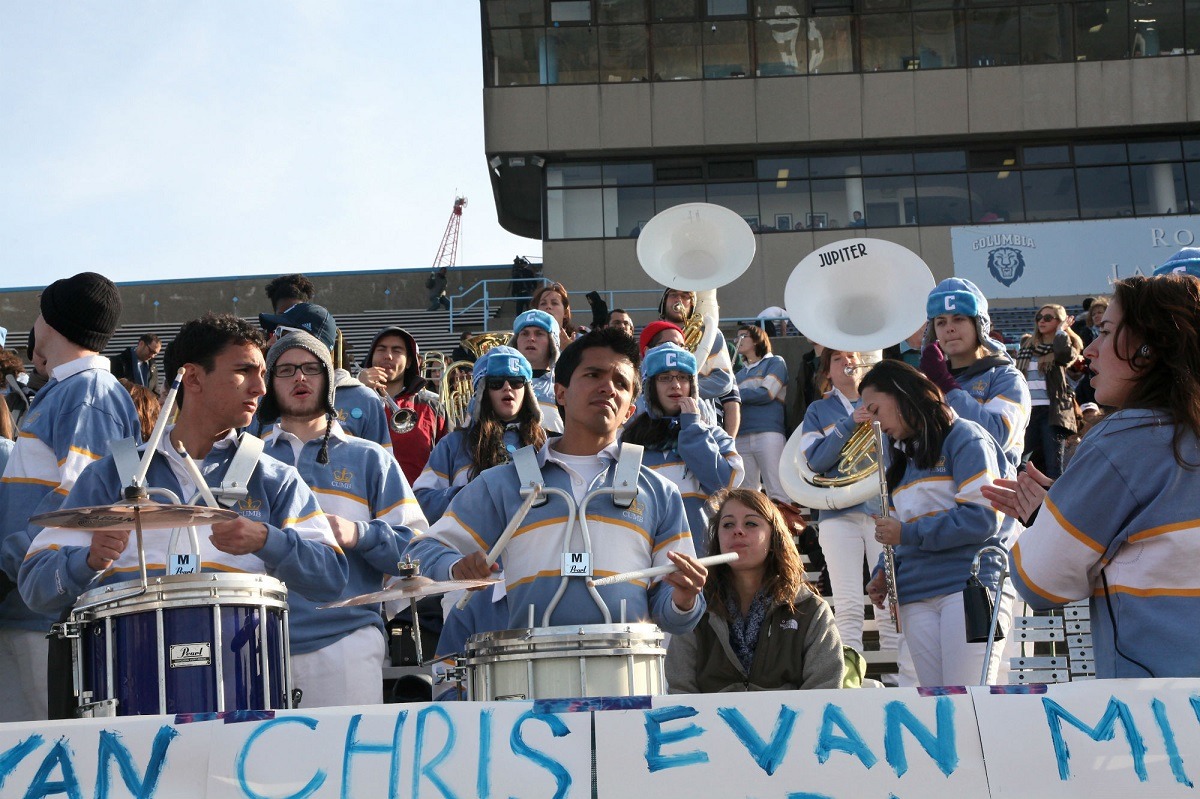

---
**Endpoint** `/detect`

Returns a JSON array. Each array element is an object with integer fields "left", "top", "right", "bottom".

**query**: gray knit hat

[{"left": 259, "top": 331, "right": 336, "bottom": 425}]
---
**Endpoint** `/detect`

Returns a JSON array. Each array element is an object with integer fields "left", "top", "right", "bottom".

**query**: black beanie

[{"left": 40, "top": 272, "right": 122, "bottom": 352}]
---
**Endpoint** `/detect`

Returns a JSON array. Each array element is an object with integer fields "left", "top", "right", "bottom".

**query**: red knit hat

[{"left": 638, "top": 320, "right": 683, "bottom": 357}]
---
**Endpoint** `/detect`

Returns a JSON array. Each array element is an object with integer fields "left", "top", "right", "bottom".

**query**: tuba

[
  {"left": 778, "top": 238, "right": 934, "bottom": 510},
  {"left": 637, "top": 203, "right": 756, "bottom": 370}
]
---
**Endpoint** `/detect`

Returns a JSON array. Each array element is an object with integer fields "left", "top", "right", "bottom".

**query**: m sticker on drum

[
  {"left": 169, "top": 643, "right": 212, "bottom": 668},
  {"left": 563, "top": 552, "right": 591, "bottom": 577}
]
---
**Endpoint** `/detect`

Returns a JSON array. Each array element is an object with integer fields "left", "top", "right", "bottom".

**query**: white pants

[
  {"left": 818, "top": 512, "right": 902, "bottom": 655},
  {"left": 900, "top": 586, "right": 1015, "bottom": 687},
  {"left": 736, "top": 430, "right": 788, "bottom": 502},
  {"left": 292, "top": 625, "right": 386, "bottom": 709},
  {"left": 0, "top": 627, "right": 48, "bottom": 722}
]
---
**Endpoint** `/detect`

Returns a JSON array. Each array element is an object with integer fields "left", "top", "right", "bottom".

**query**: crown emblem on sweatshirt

[
  {"left": 335, "top": 408, "right": 348, "bottom": 422},
  {"left": 238, "top": 496, "right": 263, "bottom": 512},
  {"left": 333, "top": 467, "right": 353, "bottom": 484}
]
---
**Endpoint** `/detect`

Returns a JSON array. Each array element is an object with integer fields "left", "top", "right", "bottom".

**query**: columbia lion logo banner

[{"left": 987, "top": 247, "right": 1025, "bottom": 287}]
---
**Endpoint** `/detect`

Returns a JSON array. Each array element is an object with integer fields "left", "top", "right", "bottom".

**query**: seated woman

[
  {"left": 986, "top": 274, "right": 1200, "bottom": 679},
  {"left": 622, "top": 343, "right": 743, "bottom": 557},
  {"left": 666, "top": 488, "right": 844, "bottom": 692},
  {"left": 413, "top": 346, "right": 547, "bottom": 523},
  {"left": 859, "top": 360, "right": 1015, "bottom": 687}
]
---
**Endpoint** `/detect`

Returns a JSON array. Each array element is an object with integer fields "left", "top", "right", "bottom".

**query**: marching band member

[
  {"left": 414, "top": 346, "right": 547, "bottom": 523},
  {"left": 666, "top": 488, "right": 844, "bottom": 693},
  {"left": 19, "top": 313, "right": 348, "bottom": 615},
  {"left": 406, "top": 327, "right": 708, "bottom": 635},
  {"left": 510, "top": 309, "right": 563, "bottom": 433},
  {"left": 259, "top": 332, "right": 423, "bottom": 707},
  {"left": 258, "top": 301, "right": 392, "bottom": 450},
  {"left": 860, "top": 360, "right": 1015, "bottom": 687},
  {"left": 658, "top": 288, "right": 741, "bottom": 436},
  {"left": 919, "top": 278, "right": 1030, "bottom": 469},
  {"left": 734, "top": 324, "right": 789, "bottom": 502},
  {"left": 621, "top": 342, "right": 743, "bottom": 558},
  {"left": 995, "top": 274, "right": 1200, "bottom": 679},
  {"left": 358, "top": 325, "right": 447, "bottom": 484},
  {"left": 799, "top": 348, "right": 901, "bottom": 659},
  {"left": 0, "top": 272, "right": 141, "bottom": 723}
]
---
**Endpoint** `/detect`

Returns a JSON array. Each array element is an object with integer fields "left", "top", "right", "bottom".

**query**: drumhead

[
  {"left": 465, "top": 623, "right": 665, "bottom": 662},
  {"left": 77, "top": 572, "right": 289, "bottom": 619}
]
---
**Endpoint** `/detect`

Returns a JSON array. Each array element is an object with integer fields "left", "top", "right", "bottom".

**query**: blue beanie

[
  {"left": 471, "top": 346, "right": 536, "bottom": 424},
  {"left": 510, "top": 309, "right": 561, "bottom": 366},
  {"left": 1153, "top": 247, "right": 1200, "bottom": 278},
  {"left": 641, "top": 342, "right": 697, "bottom": 380},
  {"left": 924, "top": 277, "right": 1003, "bottom": 353}
]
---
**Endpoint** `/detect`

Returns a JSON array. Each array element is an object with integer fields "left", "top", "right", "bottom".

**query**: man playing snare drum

[
  {"left": 406, "top": 327, "right": 708, "bottom": 635},
  {"left": 19, "top": 313, "right": 348, "bottom": 617}
]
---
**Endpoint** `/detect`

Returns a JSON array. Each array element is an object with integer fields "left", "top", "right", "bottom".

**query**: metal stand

[{"left": 968, "top": 544, "right": 1010, "bottom": 686}]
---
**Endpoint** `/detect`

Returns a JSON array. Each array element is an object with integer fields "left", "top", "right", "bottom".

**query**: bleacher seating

[{"left": 6, "top": 307, "right": 495, "bottom": 375}]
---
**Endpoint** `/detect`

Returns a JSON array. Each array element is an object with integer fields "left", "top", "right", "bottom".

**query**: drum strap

[
  {"left": 512, "top": 445, "right": 548, "bottom": 507},
  {"left": 109, "top": 433, "right": 263, "bottom": 508},
  {"left": 610, "top": 443, "right": 643, "bottom": 509}
]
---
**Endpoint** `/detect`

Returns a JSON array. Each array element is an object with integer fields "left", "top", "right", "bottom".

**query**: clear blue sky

[{"left": 0, "top": 3, "right": 540, "bottom": 289}]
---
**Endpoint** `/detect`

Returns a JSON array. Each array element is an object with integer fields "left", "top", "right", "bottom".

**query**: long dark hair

[
  {"left": 467, "top": 383, "right": 546, "bottom": 478},
  {"left": 1110, "top": 274, "right": 1200, "bottom": 466},
  {"left": 703, "top": 489, "right": 809, "bottom": 618},
  {"left": 858, "top": 359, "right": 953, "bottom": 490},
  {"left": 621, "top": 370, "right": 696, "bottom": 452}
]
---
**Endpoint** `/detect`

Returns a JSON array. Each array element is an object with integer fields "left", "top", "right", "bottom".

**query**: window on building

[
  {"left": 913, "top": 10, "right": 964, "bottom": 67},
  {"left": 914, "top": 172, "right": 971, "bottom": 225},
  {"left": 543, "top": 26, "right": 600, "bottom": 83},
  {"left": 1076, "top": 166, "right": 1134, "bottom": 218},
  {"left": 547, "top": 188, "right": 605, "bottom": 238},
  {"left": 756, "top": 17, "right": 808, "bottom": 75},
  {"left": 600, "top": 0, "right": 647, "bottom": 23},
  {"left": 489, "top": 28, "right": 545, "bottom": 85},
  {"left": 807, "top": 15, "right": 857, "bottom": 72},
  {"left": 914, "top": 150, "right": 967, "bottom": 173},
  {"left": 655, "top": 183, "right": 708, "bottom": 212},
  {"left": 1132, "top": 162, "right": 1187, "bottom": 215},
  {"left": 551, "top": 1, "right": 593, "bottom": 24},
  {"left": 1132, "top": 0, "right": 1185, "bottom": 56},
  {"left": 1020, "top": 4, "right": 1073, "bottom": 64},
  {"left": 759, "top": 178, "right": 813, "bottom": 230},
  {"left": 861, "top": 12, "right": 914, "bottom": 71},
  {"left": 862, "top": 175, "right": 916, "bottom": 226},
  {"left": 654, "top": 0, "right": 698, "bottom": 20},
  {"left": 968, "top": 170, "right": 1025, "bottom": 222},
  {"left": 1075, "top": 0, "right": 1129, "bottom": 61},
  {"left": 707, "top": 181, "right": 761, "bottom": 225},
  {"left": 1022, "top": 168, "right": 1079, "bottom": 220},
  {"left": 600, "top": 25, "right": 651, "bottom": 81},
  {"left": 703, "top": 19, "right": 752, "bottom": 77},
  {"left": 967, "top": 6, "right": 1020, "bottom": 66},
  {"left": 604, "top": 186, "right": 656, "bottom": 236},
  {"left": 652, "top": 22, "right": 704, "bottom": 78},
  {"left": 486, "top": 0, "right": 544, "bottom": 27}
]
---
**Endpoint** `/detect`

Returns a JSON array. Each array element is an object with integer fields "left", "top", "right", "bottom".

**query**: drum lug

[
  {"left": 439, "top": 664, "right": 467, "bottom": 684},
  {"left": 50, "top": 621, "right": 83, "bottom": 640},
  {"left": 77, "top": 697, "right": 119, "bottom": 718}
]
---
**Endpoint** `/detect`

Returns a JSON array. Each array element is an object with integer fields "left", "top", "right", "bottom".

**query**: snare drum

[
  {"left": 68, "top": 573, "right": 291, "bottom": 716},
  {"left": 464, "top": 623, "right": 665, "bottom": 701}
]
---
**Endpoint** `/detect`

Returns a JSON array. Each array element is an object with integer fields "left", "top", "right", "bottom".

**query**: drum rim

[
  {"left": 77, "top": 572, "right": 289, "bottom": 618},
  {"left": 466, "top": 622, "right": 664, "bottom": 647}
]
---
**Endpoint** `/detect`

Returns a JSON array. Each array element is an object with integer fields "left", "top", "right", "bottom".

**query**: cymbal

[
  {"left": 31, "top": 502, "right": 240, "bottom": 531},
  {"left": 318, "top": 576, "right": 498, "bottom": 609}
]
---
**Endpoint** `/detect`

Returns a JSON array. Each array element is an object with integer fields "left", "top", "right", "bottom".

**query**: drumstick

[
  {"left": 587, "top": 551, "right": 739, "bottom": 587},
  {"left": 174, "top": 441, "right": 220, "bottom": 510},
  {"left": 133, "top": 368, "right": 185, "bottom": 489},
  {"left": 454, "top": 486, "right": 541, "bottom": 611}
]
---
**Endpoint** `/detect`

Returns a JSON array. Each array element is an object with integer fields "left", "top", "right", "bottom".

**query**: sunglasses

[
  {"left": 274, "top": 362, "right": 324, "bottom": 378},
  {"left": 1035, "top": 314, "right": 1061, "bottom": 323},
  {"left": 486, "top": 377, "right": 527, "bottom": 391}
]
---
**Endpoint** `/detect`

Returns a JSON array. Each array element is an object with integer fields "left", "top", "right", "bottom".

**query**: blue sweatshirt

[
  {"left": 628, "top": 412, "right": 744, "bottom": 557},
  {"left": 405, "top": 441, "right": 704, "bottom": 635},
  {"left": 263, "top": 422, "right": 426, "bottom": 654},
  {"left": 881, "top": 416, "right": 1013, "bottom": 603},
  {"left": 0, "top": 355, "right": 141, "bottom": 630},
  {"left": 530, "top": 372, "right": 563, "bottom": 434},
  {"left": 946, "top": 354, "right": 1030, "bottom": 470},
  {"left": 736, "top": 354, "right": 789, "bottom": 435},
  {"left": 19, "top": 430, "right": 348, "bottom": 617},
  {"left": 1011, "top": 409, "right": 1200, "bottom": 679},
  {"left": 799, "top": 388, "right": 881, "bottom": 521},
  {"left": 413, "top": 426, "right": 524, "bottom": 523}
]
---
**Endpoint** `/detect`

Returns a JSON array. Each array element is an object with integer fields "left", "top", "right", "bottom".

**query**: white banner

[
  {"left": 2, "top": 681, "right": 1199, "bottom": 798},
  {"left": 950, "top": 216, "right": 1200, "bottom": 299}
]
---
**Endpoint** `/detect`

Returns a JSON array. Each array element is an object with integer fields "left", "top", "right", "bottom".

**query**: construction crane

[{"left": 432, "top": 196, "right": 467, "bottom": 271}]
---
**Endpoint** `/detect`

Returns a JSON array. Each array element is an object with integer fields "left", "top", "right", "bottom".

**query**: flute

[
  {"left": 587, "top": 552, "right": 738, "bottom": 587},
  {"left": 873, "top": 421, "right": 902, "bottom": 633}
]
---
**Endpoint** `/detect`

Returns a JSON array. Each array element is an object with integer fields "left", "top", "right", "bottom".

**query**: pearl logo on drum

[{"left": 169, "top": 643, "right": 212, "bottom": 668}]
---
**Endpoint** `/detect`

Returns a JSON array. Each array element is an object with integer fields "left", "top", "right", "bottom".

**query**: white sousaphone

[
  {"left": 779, "top": 238, "right": 935, "bottom": 510},
  {"left": 637, "top": 203, "right": 756, "bottom": 373}
]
